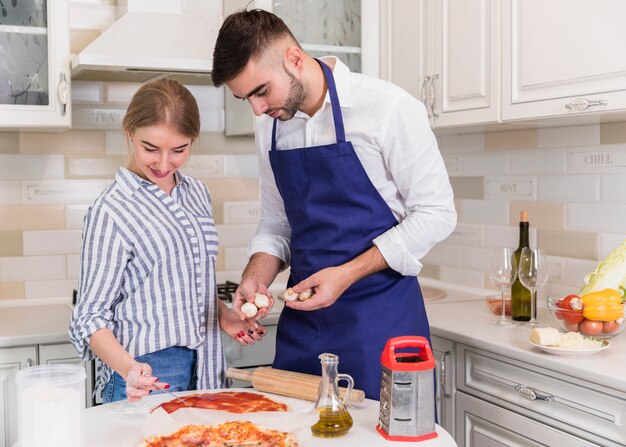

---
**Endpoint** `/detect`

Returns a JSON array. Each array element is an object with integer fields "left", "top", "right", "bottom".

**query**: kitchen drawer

[
  {"left": 456, "top": 344, "right": 626, "bottom": 447},
  {"left": 222, "top": 325, "right": 277, "bottom": 368}
]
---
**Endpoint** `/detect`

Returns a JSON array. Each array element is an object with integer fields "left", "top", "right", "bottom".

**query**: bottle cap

[{"left": 520, "top": 211, "right": 528, "bottom": 222}]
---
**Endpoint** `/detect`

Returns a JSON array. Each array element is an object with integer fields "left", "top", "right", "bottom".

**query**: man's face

[{"left": 227, "top": 58, "right": 305, "bottom": 121}]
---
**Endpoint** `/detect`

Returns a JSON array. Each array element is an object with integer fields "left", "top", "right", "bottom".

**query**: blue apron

[{"left": 269, "top": 60, "right": 431, "bottom": 400}]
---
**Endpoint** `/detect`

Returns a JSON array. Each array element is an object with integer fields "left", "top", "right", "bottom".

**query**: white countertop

[
  {"left": 0, "top": 301, "right": 72, "bottom": 348},
  {"left": 81, "top": 389, "right": 457, "bottom": 447}
]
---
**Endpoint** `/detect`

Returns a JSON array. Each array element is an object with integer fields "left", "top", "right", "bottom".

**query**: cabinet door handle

[
  {"left": 565, "top": 98, "right": 608, "bottom": 111},
  {"left": 514, "top": 384, "right": 554, "bottom": 402},
  {"left": 429, "top": 74, "right": 439, "bottom": 118},
  {"left": 26, "top": 358, "right": 33, "bottom": 368},
  {"left": 440, "top": 350, "right": 451, "bottom": 398},
  {"left": 58, "top": 72, "right": 69, "bottom": 116},
  {"left": 421, "top": 76, "right": 431, "bottom": 117}
]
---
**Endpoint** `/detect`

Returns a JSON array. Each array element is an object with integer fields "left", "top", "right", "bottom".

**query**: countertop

[
  {"left": 81, "top": 389, "right": 457, "bottom": 447},
  {"left": 0, "top": 300, "right": 72, "bottom": 348}
]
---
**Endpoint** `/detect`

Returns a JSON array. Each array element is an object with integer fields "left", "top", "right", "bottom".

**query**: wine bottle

[{"left": 511, "top": 211, "right": 532, "bottom": 321}]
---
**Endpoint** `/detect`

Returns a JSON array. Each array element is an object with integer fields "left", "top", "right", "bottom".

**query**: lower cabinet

[
  {"left": 431, "top": 335, "right": 455, "bottom": 437},
  {"left": 0, "top": 343, "right": 92, "bottom": 447},
  {"left": 222, "top": 325, "right": 277, "bottom": 388}
]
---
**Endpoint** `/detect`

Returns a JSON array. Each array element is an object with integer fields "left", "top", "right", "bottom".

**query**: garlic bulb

[
  {"left": 241, "top": 302, "right": 258, "bottom": 318},
  {"left": 254, "top": 293, "right": 270, "bottom": 308}
]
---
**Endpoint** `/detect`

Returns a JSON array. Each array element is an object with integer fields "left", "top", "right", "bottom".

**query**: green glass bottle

[{"left": 511, "top": 211, "right": 532, "bottom": 321}]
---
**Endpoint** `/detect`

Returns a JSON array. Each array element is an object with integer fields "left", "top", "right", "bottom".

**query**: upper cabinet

[
  {"left": 382, "top": 0, "right": 499, "bottom": 129},
  {"left": 502, "top": 0, "right": 626, "bottom": 121},
  {"left": 0, "top": 0, "right": 71, "bottom": 129}
]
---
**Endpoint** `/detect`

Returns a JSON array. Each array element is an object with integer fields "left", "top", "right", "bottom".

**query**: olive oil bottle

[
  {"left": 311, "top": 407, "right": 353, "bottom": 438},
  {"left": 511, "top": 211, "right": 532, "bottom": 321}
]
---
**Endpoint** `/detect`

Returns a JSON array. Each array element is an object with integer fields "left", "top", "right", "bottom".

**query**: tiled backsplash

[{"left": 2, "top": 110, "right": 625, "bottom": 300}]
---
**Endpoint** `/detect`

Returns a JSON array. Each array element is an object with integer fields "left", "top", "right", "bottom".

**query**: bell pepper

[{"left": 581, "top": 288, "right": 624, "bottom": 322}]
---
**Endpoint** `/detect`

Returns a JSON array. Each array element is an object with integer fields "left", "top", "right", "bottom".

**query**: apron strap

[{"left": 271, "top": 58, "right": 346, "bottom": 151}]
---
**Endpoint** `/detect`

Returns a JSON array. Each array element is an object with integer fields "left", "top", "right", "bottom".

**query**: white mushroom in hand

[
  {"left": 283, "top": 288, "right": 299, "bottom": 302},
  {"left": 241, "top": 302, "right": 258, "bottom": 318},
  {"left": 254, "top": 293, "right": 270, "bottom": 308},
  {"left": 297, "top": 288, "right": 313, "bottom": 301}
]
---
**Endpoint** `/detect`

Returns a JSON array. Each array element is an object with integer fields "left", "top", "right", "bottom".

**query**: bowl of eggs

[{"left": 547, "top": 292, "right": 625, "bottom": 338}]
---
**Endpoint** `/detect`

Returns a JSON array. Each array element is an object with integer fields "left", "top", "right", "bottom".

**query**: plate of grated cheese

[{"left": 529, "top": 327, "right": 610, "bottom": 356}]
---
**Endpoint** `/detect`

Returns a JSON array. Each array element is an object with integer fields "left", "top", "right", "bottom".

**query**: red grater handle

[{"left": 380, "top": 336, "right": 435, "bottom": 371}]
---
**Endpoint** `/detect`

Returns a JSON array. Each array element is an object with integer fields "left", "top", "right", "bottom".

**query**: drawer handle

[
  {"left": 565, "top": 98, "right": 608, "bottom": 111},
  {"left": 514, "top": 384, "right": 553, "bottom": 402},
  {"left": 26, "top": 358, "right": 33, "bottom": 368},
  {"left": 440, "top": 350, "right": 451, "bottom": 398}
]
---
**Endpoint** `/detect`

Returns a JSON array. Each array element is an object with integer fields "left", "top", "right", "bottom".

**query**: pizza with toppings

[
  {"left": 139, "top": 421, "right": 299, "bottom": 447},
  {"left": 151, "top": 391, "right": 289, "bottom": 414}
]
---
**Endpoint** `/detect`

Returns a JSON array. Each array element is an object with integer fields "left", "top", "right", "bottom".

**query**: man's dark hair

[{"left": 211, "top": 9, "right": 299, "bottom": 87}]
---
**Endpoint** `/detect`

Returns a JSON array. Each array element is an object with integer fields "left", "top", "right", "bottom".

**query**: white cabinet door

[
  {"left": 0, "top": 0, "right": 71, "bottom": 129},
  {"left": 455, "top": 392, "right": 601, "bottom": 447},
  {"left": 502, "top": 0, "right": 626, "bottom": 121},
  {"left": 430, "top": 0, "right": 500, "bottom": 127},
  {"left": 430, "top": 335, "right": 454, "bottom": 437},
  {"left": 39, "top": 343, "right": 94, "bottom": 408},
  {"left": 0, "top": 346, "right": 37, "bottom": 447}
]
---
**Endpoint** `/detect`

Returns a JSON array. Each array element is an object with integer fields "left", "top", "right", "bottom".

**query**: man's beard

[{"left": 276, "top": 64, "right": 305, "bottom": 121}]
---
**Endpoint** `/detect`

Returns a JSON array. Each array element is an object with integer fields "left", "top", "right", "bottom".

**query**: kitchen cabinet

[
  {"left": 431, "top": 335, "right": 455, "bottom": 437},
  {"left": 223, "top": 0, "right": 380, "bottom": 136},
  {"left": 502, "top": 0, "right": 626, "bottom": 121},
  {"left": 381, "top": 0, "right": 499, "bottom": 128},
  {"left": 455, "top": 343, "right": 626, "bottom": 447},
  {"left": 0, "top": 0, "right": 71, "bottom": 129},
  {"left": 0, "top": 343, "right": 92, "bottom": 447}
]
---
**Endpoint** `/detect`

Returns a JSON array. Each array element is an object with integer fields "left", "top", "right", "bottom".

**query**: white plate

[{"left": 529, "top": 338, "right": 610, "bottom": 356}]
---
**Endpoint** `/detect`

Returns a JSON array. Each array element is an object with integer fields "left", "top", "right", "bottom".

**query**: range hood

[{"left": 71, "top": 2, "right": 219, "bottom": 85}]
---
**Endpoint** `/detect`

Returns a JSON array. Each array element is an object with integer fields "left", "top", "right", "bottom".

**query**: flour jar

[{"left": 15, "top": 364, "right": 86, "bottom": 447}]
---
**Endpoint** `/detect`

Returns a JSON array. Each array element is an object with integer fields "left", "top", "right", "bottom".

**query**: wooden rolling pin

[{"left": 227, "top": 367, "right": 365, "bottom": 403}]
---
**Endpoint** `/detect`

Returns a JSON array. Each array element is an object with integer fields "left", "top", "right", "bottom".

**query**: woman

[{"left": 69, "top": 79, "right": 265, "bottom": 403}]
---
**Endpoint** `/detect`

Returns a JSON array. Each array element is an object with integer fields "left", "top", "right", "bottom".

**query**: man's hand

[
  {"left": 233, "top": 277, "right": 274, "bottom": 320},
  {"left": 285, "top": 265, "right": 352, "bottom": 311}
]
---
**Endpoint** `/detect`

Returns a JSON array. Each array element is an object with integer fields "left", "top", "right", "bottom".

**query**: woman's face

[{"left": 128, "top": 124, "right": 192, "bottom": 191}]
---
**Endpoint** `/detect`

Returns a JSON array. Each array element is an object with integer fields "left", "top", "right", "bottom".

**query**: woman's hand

[
  {"left": 124, "top": 362, "right": 166, "bottom": 401},
  {"left": 219, "top": 301, "right": 267, "bottom": 345}
]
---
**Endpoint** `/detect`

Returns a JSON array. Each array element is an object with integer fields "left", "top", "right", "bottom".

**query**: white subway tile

[
  {"left": 458, "top": 152, "right": 509, "bottom": 176},
  {"left": 510, "top": 149, "right": 567, "bottom": 175},
  {"left": 223, "top": 201, "right": 261, "bottom": 224},
  {"left": 598, "top": 233, "right": 626, "bottom": 259},
  {"left": 23, "top": 230, "right": 83, "bottom": 255},
  {"left": 438, "top": 266, "right": 485, "bottom": 288},
  {"left": 199, "top": 108, "right": 224, "bottom": 132},
  {"left": 546, "top": 256, "right": 566, "bottom": 284},
  {"left": 567, "top": 144, "right": 626, "bottom": 174},
  {"left": 536, "top": 124, "right": 599, "bottom": 148},
  {"left": 105, "top": 131, "right": 127, "bottom": 154},
  {"left": 442, "top": 154, "right": 461, "bottom": 175},
  {"left": 67, "top": 255, "right": 81, "bottom": 279},
  {"left": 71, "top": 81, "right": 103, "bottom": 104},
  {"left": 25, "top": 279, "right": 77, "bottom": 299},
  {"left": 223, "top": 155, "right": 259, "bottom": 177},
  {"left": 68, "top": 157, "right": 122, "bottom": 177},
  {"left": 72, "top": 106, "right": 126, "bottom": 130},
  {"left": 421, "top": 243, "right": 461, "bottom": 267},
  {"left": 224, "top": 247, "right": 250, "bottom": 271},
  {"left": 66, "top": 205, "right": 90, "bottom": 230},
  {"left": 461, "top": 246, "right": 492, "bottom": 272},
  {"left": 104, "top": 82, "right": 141, "bottom": 104},
  {"left": 537, "top": 175, "right": 598, "bottom": 203},
  {"left": 0, "top": 181, "right": 21, "bottom": 205},
  {"left": 483, "top": 224, "right": 537, "bottom": 249},
  {"left": 184, "top": 155, "right": 223, "bottom": 178},
  {"left": 186, "top": 85, "right": 224, "bottom": 108},
  {"left": 215, "top": 270, "right": 243, "bottom": 284},
  {"left": 444, "top": 223, "right": 483, "bottom": 247},
  {"left": 215, "top": 224, "right": 257, "bottom": 247},
  {"left": 459, "top": 200, "right": 510, "bottom": 225},
  {"left": 435, "top": 133, "right": 485, "bottom": 152},
  {"left": 0, "top": 155, "right": 64, "bottom": 180},
  {"left": 544, "top": 283, "right": 579, "bottom": 301},
  {"left": 0, "top": 255, "right": 66, "bottom": 281},
  {"left": 600, "top": 174, "right": 626, "bottom": 203},
  {"left": 21, "top": 180, "right": 106, "bottom": 205},
  {"left": 568, "top": 203, "right": 626, "bottom": 233},
  {"left": 563, "top": 258, "right": 598, "bottom": 288},
  {"left": 484, "top": 176, "right": 536, "bottom": 200}
]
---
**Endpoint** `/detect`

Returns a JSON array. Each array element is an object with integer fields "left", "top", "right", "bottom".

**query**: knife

[{"left": 143, "top": 374, "right": 193, "bottom": 409}]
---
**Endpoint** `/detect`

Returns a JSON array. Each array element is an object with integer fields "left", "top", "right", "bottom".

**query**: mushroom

[
  {"left": 282, "top": 288, "right": 299, "bottom": 302},
  {"left": 254, "top": 293, "right": 270, "bottom": 308},
  {"left": 241, "top": 302, "right": 258, "bottom": 318},
  {"left": 297, "top": 288, "right": 313, "bottom": 301}
]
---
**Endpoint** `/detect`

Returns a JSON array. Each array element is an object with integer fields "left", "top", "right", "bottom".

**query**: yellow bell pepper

[{"left": 581, "top": 288, "right": 624, "bottom": 322}]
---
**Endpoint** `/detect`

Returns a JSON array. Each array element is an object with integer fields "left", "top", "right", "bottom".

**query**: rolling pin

[{"left": 227, "top": 367, "right": 366, "bottom": 403}]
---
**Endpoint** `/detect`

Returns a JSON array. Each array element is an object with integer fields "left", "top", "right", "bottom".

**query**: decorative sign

[
  {"left": 485, "top": 177, "right": 535, "bottom": 199},
  {"left": 568, "top": 148, "right": 626, "bottom": 172},
  {"left": 223, "top": 201, "right": 262, "bottom": 224}
]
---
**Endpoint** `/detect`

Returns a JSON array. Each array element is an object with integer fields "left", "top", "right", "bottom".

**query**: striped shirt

[{"left": 69, "top": 167, "right": 225, "bottom": 396}]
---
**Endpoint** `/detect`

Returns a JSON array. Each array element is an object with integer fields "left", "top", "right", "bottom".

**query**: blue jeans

[{"left": 102, "top": 346, "right": 197, "bottom": 403}]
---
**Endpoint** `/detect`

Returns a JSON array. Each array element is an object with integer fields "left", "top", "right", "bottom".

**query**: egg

[
  {"left": 579, "top": 319, "right": 603, "bottom": 336},
  {"left": 602, "top": 320, "right": 621, "bottom": 334},
  {"left": 563, "top": 321, "right": 580, "bottom": 333},
  {"left": 254, "top": 293, "right": 270, "bottom": 308},
  {"left": 241, "top": 302, "right": 258, "bottom": 318}
]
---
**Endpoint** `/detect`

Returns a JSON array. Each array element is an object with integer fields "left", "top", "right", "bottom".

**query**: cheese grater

[{"left": 376, "top": 336, "right": 437, "bottom": 442}]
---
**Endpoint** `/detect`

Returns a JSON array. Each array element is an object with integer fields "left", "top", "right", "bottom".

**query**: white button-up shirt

[{"left": 249, "top": 57, "right": 456, "bottom": 276}]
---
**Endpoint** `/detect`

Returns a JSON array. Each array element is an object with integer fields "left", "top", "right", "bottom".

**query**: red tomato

[
  {"left": 580, "top": 319, "right": 603, "bottom": 335},
  {"left": 556, "top": 295, "right": 584, "bottom": 323},
  {"left": 602, "top": 321, "right": 621, "bottom": 334}
]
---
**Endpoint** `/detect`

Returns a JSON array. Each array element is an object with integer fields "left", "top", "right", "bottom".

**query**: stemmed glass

[
  {"left": 489, "top": 248, "right": 517, "bottom": 327},
  {"left": 518, "top": 248, "right": 549, "bottom": 328}
]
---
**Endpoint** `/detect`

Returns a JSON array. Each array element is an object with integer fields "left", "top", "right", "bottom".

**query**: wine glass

[
  {"left": 518, "top": 248, "right": 549, "bottom": 328},
  {"left": 489, "top": 248, "right": 517, "bottom": 327}
]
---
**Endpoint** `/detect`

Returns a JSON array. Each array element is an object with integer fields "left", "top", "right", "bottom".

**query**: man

[{"left": 211, "top": 9, "right": 456, "bottom": 399}]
